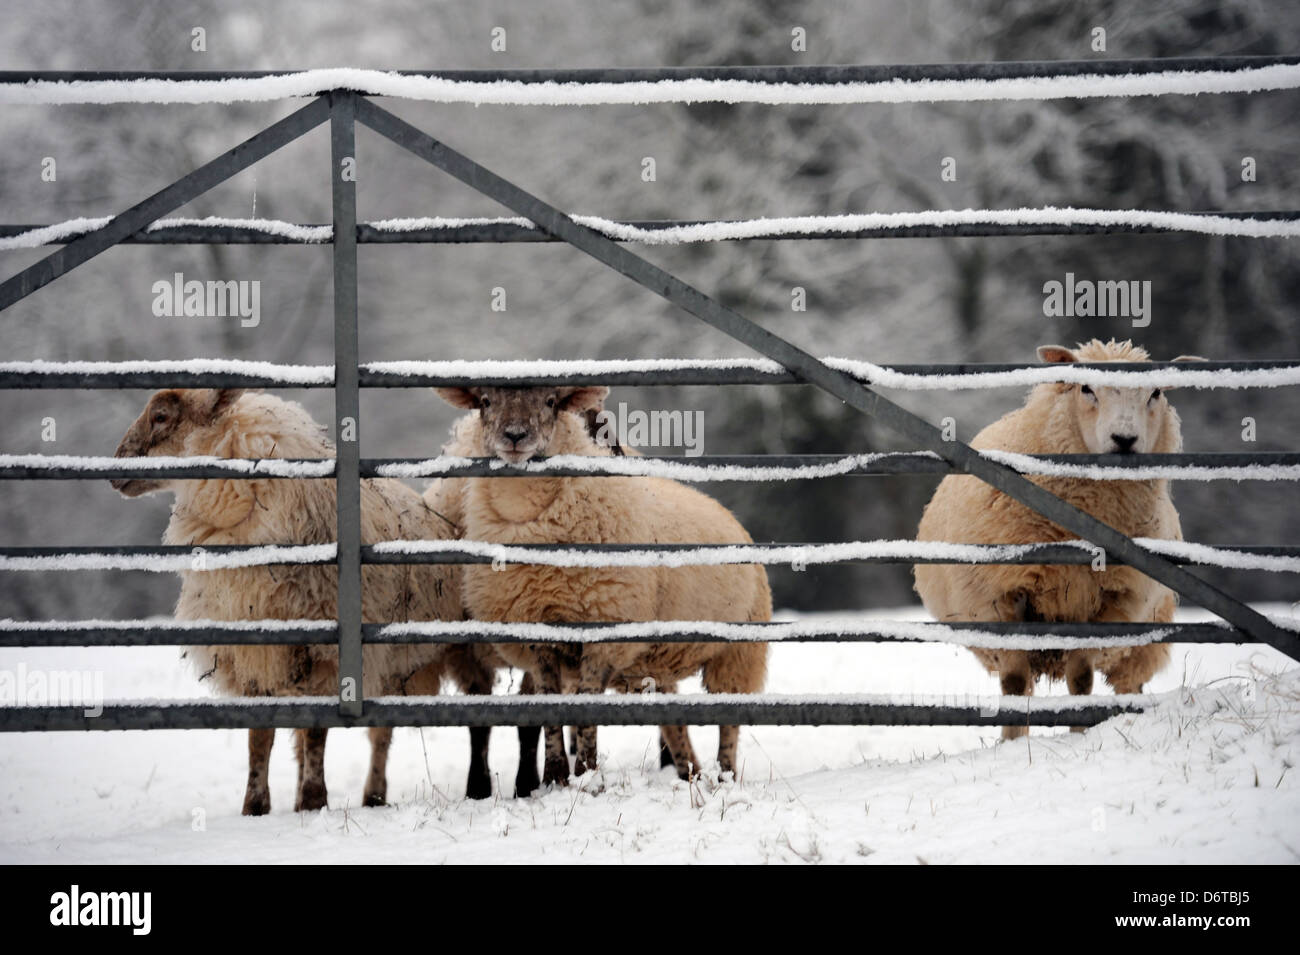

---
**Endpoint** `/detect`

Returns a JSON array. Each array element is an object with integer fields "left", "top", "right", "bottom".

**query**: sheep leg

[
  {"left": 241, "top": 728, "right": 275, "bottom": 816},
  {"left": 363, "top": 727, "right": 392, "bottom": 806},
  {"left": 573, "top": 659, "right": 615, "bottom": 778},
  {"left": 998, "top": 652, "right": 1035, "bottom": 741},
  {"left": 659, "top": 725, "right": 701, "bottom": 781},
  {"left": 703, "top": 646, "right": 765, "bottom": 777},
  {"left": 294, "top": 727, "right": 329, "bottom": 811},
  {"left": 535, "top": 655, "right": 570, "bottom": 788},
  {"left": 659, "top": 731, "right": 675, "bottom": 768},
  {"left": 452, "top": 651, "right": 497, "bottom": 801},
  {"left": 515, "top": 671, "right": 542, "bottom": 797},
  {"left": 1064, "top": 652, "right": 1095, "bottom": 735}
]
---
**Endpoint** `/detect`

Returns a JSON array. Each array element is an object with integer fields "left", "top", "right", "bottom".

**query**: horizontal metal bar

[
  {"left": 5, "top": 211, "right": 1297, "bottom": 245},
  {"left": 1, "top": 542, "right": 1294, "bottom": 567},
  {"left": 0, "top": 620, "right": 1256, "bottom": 648},
  {"left": 2, "top": 360, "right": 1294, "bottom": 390},
  {"left": 2, "top": 56, "right": 1296, "bottom": 85},
  {"left": 4, "top": 451, "right": 1298, "bottom": 481},
  {"left": 0, "top": 695, "right": 1150, "bottom": 731},
  {"left": 361, "top": 542, "right": 1300, "bottom": 567}
]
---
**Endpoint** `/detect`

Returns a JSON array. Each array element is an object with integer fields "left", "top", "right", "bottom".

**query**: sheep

[
  {"left": 432, "top": 384, "right": 770, "bottom": 791},
  {"left": 914, "top": 339, "right": 1201, "bottom": 738},
  {"left": 112, "top": 387, "right": 484, "bottom": 812},
  {"left": 424, "top": 396, "right": 688, "bottom": 796}
]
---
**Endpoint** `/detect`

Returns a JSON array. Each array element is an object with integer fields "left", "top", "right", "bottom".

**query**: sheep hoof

[
  {"left": 542, "top": 758, "right": 570, "bottom": 788},
  {"left": 295, "top": 783, "right": 328, "bottom": 812},
  {"left": 241, "top": 793, "right": 271, "bottom": 816},
  {"left": 363, "top": 790, "right": 387, "bottom": 808},
  {"left": 466, "top": 773, "right": 493, "bottom": 801},
  {"left": 514, "top": 767, "right": 541, "bottom": 798}
]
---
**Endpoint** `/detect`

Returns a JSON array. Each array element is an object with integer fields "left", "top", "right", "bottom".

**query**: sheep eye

[
  {"left": 1150, "top": 389, "right": 1162, "bottom": 402},
  {"left": 478, "top": 396, "right": 491, "bottom": 410},
  {"left": 152, "top": 412, "right": 168, "bottom": 424},
  {"left": 546, "top": 396, "right": 556, "bottom": 408},
  {"left": 1080, "top": 385, "right": 1093, "bottom": 396}
]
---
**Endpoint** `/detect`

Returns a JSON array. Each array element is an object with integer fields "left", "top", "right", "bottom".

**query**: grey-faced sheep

[
  {"left": 914, "top": 339, "right": 1200, "bottom": 737},
  {"left": 433, "top": 385, "right": 770, "bottom": 791},
  {"left": 112, "top": 388, "right": 484, "bottom": 811}
]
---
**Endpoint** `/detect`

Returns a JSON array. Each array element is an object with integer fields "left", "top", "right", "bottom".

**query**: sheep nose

[
  {"left": 1111, "top": 433, "right": 1138, "bottom": 453},
  {"left": 503, "top": 428, "right": 528, "bottom": 446}
]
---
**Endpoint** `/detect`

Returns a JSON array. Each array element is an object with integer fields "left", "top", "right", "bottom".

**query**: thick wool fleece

[
  {"left": 914, "top": 340, "right": 1179, "bottom": 691},
  {"left": 166, "top": 393, "right": 463, "bottom": 697},
  {"left": 436, "top": 410, "right": 770, "bottom": 693}
]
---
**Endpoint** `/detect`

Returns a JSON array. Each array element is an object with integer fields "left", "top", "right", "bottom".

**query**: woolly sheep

[
  {"left": 112, "top": 388, "right": 480, "bottom": 812},
  {"left": 425, "top": 398, "right": 686, "bottom": 795},
  {"left": 914, "top": 339, "right": 1202, "bottom": 738},
  {"left": 433, "top": 384, "right": 770, "bottom": 791}
]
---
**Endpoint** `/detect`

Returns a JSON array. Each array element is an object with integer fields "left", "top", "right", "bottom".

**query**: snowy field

[{"left": 1, "top": 605, "right": 1297, "bottom": 865}]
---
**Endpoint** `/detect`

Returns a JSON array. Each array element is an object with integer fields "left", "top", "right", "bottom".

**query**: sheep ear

[
  {"left": 557, "top": 386, "right": 609, "bottom": 414},
  {"left": 1036, "top": 345, "right": 1077, "bottom": 364},
  {"left": 435, "top": 387, "right": 480, "bottom": 410}
]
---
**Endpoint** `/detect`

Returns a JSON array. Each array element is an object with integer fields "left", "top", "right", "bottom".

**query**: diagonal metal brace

[
  {"left": 0, "top": 97, "right": 329, "bottom": 312},
  {"left": 354, "top": 95, "right": 1298, "bottom": 660}
]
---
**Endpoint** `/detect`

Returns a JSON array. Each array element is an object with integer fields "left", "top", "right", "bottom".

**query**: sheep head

[
  {"left": 1037, "top": 339, "right": 1204, "bottom": 455},
  {"left": 436, "top": 385, "right": 608, "bottom": 464},
  {"left": 111, "top": 388, "right": 246, "bottom": 496}
]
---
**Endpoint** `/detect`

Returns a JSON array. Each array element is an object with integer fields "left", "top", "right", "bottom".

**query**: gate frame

[{"left": 1, "top": 68, "right": 1297, "bottom": 732}]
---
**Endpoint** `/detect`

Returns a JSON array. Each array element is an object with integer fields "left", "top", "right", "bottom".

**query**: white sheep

[
  {"left": 112, "top": 388, "right": 479, "bottom": 812},
  {"left": 433, "top": 385, "right": 770, "bottom": 790},
  {"left": 424, "top": 399, "right": 687, "bottom": 795},
  {"left": 915, "top": 339, "right": 1200, "bottom": 737}
]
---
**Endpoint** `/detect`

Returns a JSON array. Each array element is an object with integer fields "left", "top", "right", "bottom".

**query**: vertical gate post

[{"left": 329, "top": 90, "right": 363, "bottom": 717}]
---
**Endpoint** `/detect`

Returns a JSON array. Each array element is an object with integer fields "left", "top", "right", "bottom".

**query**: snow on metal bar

[
  {"left": 3, "top": 208, "right": 1300, "bottom": 250},
  {"left": 371, "top": 538, "right": 1300, "bottom": 573},
  {"left": 5, "top": 357, "right": 1299, "bottom": 391},
  {"left": 2, "top": 539, "right": 1297, "bottom": 573},
  {"left": 363, "top": 357, "right": 1300, "bottom": 391},
  {"left": 0, "top": 453, "right": 334, "bottom": 477},
  {"left": 1, "top": 63, "right": 1298, "bottom": 106},
  {"left": 375, "top": 451, "right": 1300, "bottom": 483},
  {"left": 0, "top": 358, "right": 333, "bottom": 385},
  {"left": 0, "top": 544, "right": 334, "bottom": 572}
]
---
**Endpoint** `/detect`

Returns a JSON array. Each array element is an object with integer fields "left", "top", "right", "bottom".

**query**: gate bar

[
  {"left": 4, "top": 210, "right": 1298, "bottom": 245},
  {"left": 3, "top": 55, "right": 1298, "bottom": 86},
  {"left": 7, "top": 451, "right": 1300, "bottom": 480},
  {"left": 0, "top": 695, "right": 1150, "bottom": 732},
  {"left": 2, "top": 359, "right": 1292, "bottom": 390},
  {"left": 0, "top": 620, "right": 1264, "bottom": 647},
  {"left": 355, "top": 95, "right": 1299, "bottom": 660},
  {"left": 2, "top": 541, "right": 1296, "bottom": 567},
  {"left": 329, "top": 91, "right": 363, "bottom": 718}
]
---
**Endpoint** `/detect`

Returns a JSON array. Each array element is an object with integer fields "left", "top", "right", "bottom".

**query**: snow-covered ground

[{"left": 1, "top": 606, "right": 1297, "bottom": 864}]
